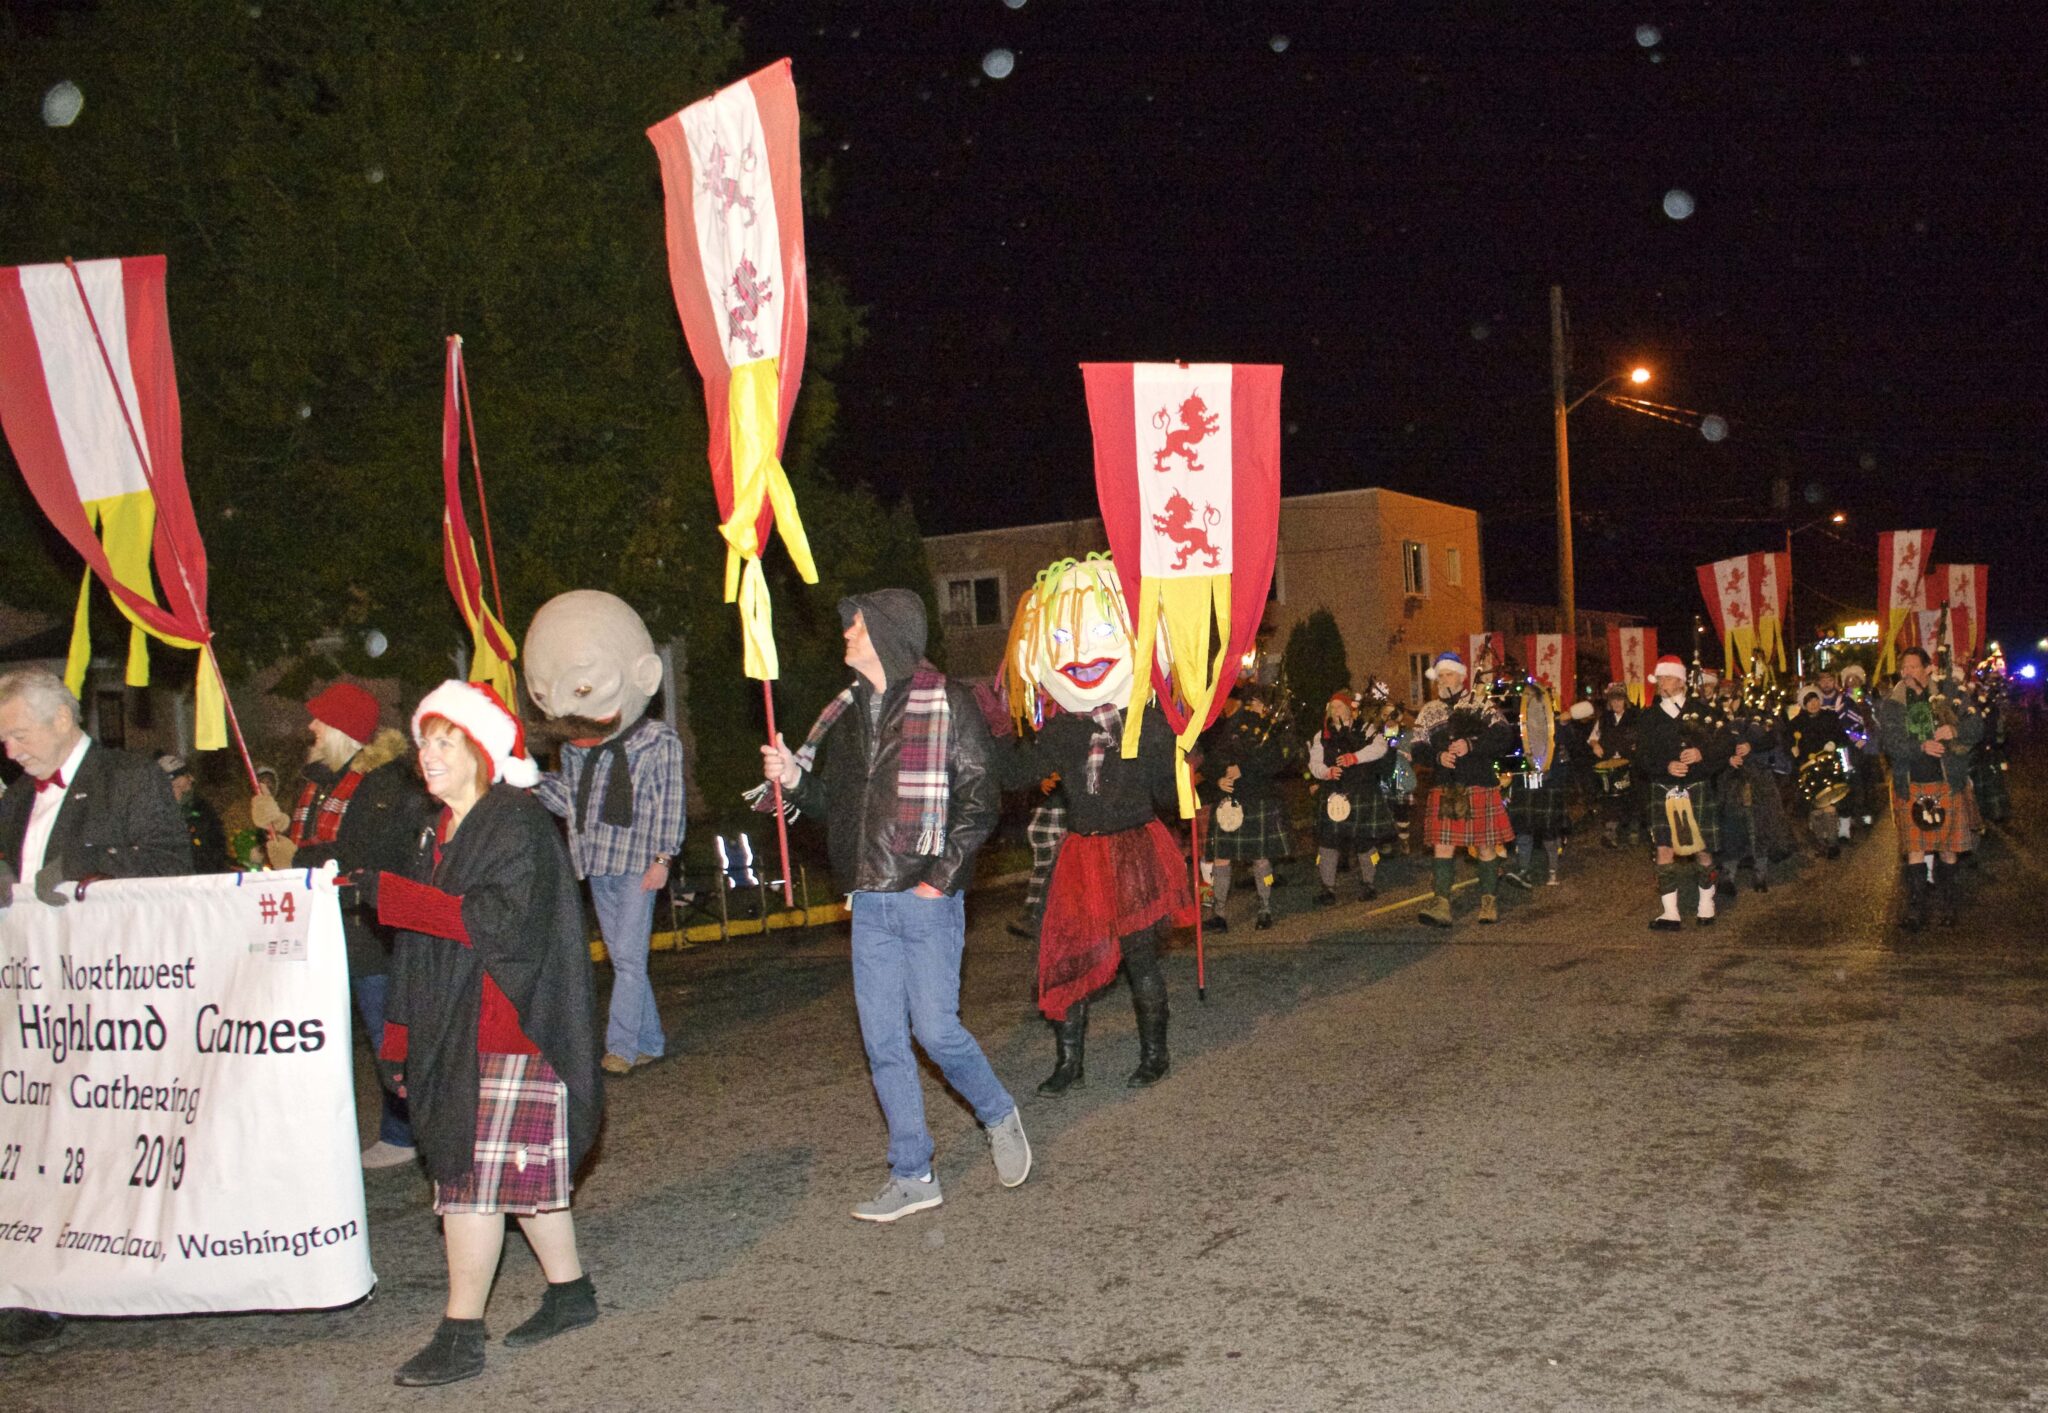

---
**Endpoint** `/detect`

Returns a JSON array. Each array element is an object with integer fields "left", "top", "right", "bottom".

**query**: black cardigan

[{"left": 384, "top": 785, "right": 604, "bottom": 1185}]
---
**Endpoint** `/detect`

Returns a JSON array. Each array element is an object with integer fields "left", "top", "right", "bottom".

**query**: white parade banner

[
  {"left": 0, "top": 868, "right": 373, "bottom": 1315},
  {"left": 1132, "top": 362, "right": 1235, "bottom": 579}
]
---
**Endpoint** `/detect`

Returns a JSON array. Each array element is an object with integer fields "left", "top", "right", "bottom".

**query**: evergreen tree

[{"left": 1283, "top": 608, "right": 1351, "bottom": 726}]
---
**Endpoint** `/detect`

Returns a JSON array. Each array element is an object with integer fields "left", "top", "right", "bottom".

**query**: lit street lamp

[{"left": 1550, "top": 284, "right": 1650, "bottom": 639}]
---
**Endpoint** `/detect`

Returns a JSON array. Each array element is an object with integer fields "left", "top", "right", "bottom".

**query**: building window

[
  {"left": 1408, "top": 652, "right": 1432, "bottom": 705},
  {"left": 1443, "top": 545, "right": 1463, "bottom": 588},
  {"left": 943, "top": 574, "right": 1003, "bottom": 629},
  {"left": 1402, "top": 540, "right": 1428, "bottom": 596}
]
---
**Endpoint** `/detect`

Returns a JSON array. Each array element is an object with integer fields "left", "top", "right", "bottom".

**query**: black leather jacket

[{"left": 786, "top": 672, "right": 998, "bottom": 896}]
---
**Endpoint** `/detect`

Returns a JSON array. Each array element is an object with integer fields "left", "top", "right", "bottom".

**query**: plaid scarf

[
  {"left": 290, "top": 770, "right": 364, "bottom": 846},
  {"left": 755, "top": 661, "right": 953, "bottom": 856},
  {"left": 1084, "top": 704, "right": 1122, "bottom": 795}
]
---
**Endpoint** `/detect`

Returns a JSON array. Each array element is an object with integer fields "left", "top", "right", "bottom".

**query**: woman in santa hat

[{"left": 360, "top": 680, "right": 605, "bottom": 1387}]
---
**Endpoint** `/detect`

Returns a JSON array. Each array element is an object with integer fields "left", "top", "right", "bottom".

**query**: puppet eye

[
  {"left": 1090, "top": 621, "right": 1119, "bottom": 640},
  {"left": 1050, "top": 628, "right": 1072, "bottom": 647}
]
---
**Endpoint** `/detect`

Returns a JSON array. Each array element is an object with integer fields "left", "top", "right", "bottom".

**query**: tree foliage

[
  {"left": 1282, "top": 608, "right": 1351, "bottom": 727},
  {"left": 0, "top": 0, "right": 929, "bottom": 819}
]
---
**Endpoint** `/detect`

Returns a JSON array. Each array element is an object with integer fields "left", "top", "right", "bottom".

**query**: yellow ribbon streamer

[
  {"left": 1121, "top": 574, "right": 1232, "bottom": 818},
  {"left": 720, "top": 357, "right": 818, "bottom": 682}
]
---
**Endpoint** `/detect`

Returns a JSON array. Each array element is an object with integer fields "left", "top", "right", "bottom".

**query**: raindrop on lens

[
  {"left": 1470, "top": 322, "right": 1490, "bottom": 341},
  {"left": 297, "top": 402, "right": 313, "bottom": 420},
  {"left": 1270, "top": 35, "right": 1291, "bottom": 53},
  {"left": 982, "top": 48, "right": 1015, "bottom": 80},
  {"left": 1662, "top": 188, "right": 1695, "bottom": 220},
  {"left": 1635, "top": 24, "right": 1662, "bottom": 48},
  {"left": 41, "top": 81, "right": 83, "bottom": 128},
  {"left": 1858, "top": 452, "right": 1877, "bottom": 472},
  {"left": 1004, "top": 0, "right": 1026, "bottom": 8},
  {"left": 365, "top": 166, "right": 385, "bottom": 185},
  {"left": 363, "top": 629, "right": 389, "bottom": 660},
  {"left": 1699, "top": 414, "right": 1728, "bottom": 442}
]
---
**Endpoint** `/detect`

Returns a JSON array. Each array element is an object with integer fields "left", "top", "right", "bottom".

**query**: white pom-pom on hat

[{"left": 411, "top": 680, "right": 540, "bottom": 789}]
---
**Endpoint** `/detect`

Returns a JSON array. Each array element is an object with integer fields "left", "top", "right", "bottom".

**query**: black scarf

[{"left": 573, "top": 716, "right": 654, "bottom": 833}]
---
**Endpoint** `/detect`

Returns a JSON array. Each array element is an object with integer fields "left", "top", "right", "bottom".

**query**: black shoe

[
  {"left": 1697, "top": 914, "right": 1716, "bottom": 928},
  {"left": 1315, "top": 887, "right": 1337, "bottom": 907},
  {"left": 1753, "top": 877, "right": 1768, "bottom": 893},
  {"left": 1825, "top": 846, "right": 1842, "bottom": 860},
  {"left": 1502, "top": 869, "right": 1534, "bottom": 891},
  {"left": 1359, "top": 883, "right": 1379, "bottom": 901},
  {"left": 395, "top": 1318, "right": 487, "bottom": 1387},
  {"left": 1205, "top": 912, "right": 1229, "bottom": 934},
  {"left": 1716, "top": 880, "right": 1737, "bottom": 900},
  {"left": 1005, "top": 917, "right": 1037, "bottom": 940},
  {"left": 1649, "top": 918, "right": 1683, "bottom": 933},
  {"left": 0, "top": 1309, "right": 64, "bottom": 1357},
  {"left": 1036, "top": 1001, "right": 1088, "bottom": 1097},
  {"left": 504, "top": 1276, "right": 598, "bottom": 1349},
  {"left": 1255, "top": 910, "right": 1274, "bottom": 930}
]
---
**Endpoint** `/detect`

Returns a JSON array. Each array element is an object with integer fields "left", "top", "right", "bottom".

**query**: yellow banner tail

[
  {"left": 1878, "top": 608, "right": 1910, "bottom": 675},
  {"left": 465, "top": 611, "right": 518, "bottom": 707},
  {"left": 720, "top": 357, "right": 818, "bottom": 682},
  {"left": 1121, "top": 575, "right": 1231, "bottom": 817}
]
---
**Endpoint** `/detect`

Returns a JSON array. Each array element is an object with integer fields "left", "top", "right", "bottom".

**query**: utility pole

[{"left": 1551, "top": 284, "right": 1575, "bottom": 639}]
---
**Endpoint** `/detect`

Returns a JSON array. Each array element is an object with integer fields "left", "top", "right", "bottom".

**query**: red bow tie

[{"left": 35, "top": 770, "right": 65, "bottom": 793}]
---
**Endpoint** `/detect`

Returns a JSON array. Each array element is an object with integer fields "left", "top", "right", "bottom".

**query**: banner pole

[
  {"left": 1190, "top": 800, "right": 1206, "bottom": 1002},
  {"left": 761, "top": 679, "right": 796, "bottom": 908},
  {"left": 62, "top": 258, "right": 258, "bottom": 791},
  {"left": 453, "top": 337, "right": 509, "bottom": 627}
]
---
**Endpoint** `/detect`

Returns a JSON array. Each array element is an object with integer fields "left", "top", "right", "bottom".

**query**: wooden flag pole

[
  {"left": 761, "top": 680, "right": 796, "bottom": 908},
  {"left": 1190, "top": 801, "right": 1207, "bottom": 1001},
  {"left": 63, "top": 259, "right": 260, "bottom": 794},
  {"left": 452, "top": 339, "right": 509, "bottom": 627}
]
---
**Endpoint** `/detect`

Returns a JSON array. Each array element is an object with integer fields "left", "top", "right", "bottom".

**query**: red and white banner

[
  {"left": 1696, "top": 555, "right": 1758, "bottom": 673},
  {"left": 1607, "top": 625, "right": 1658, "bottom": 705},
  {"left": 0, "top": 255, "right": 226, "bottom": 748},
  {"left": 1467, "top": 631, "right": 1507, "bottom": 675},
  {"left": 1749, "top": 550, "right": 1791, "bottom": 669},
  {"left": 1876, "top": 529, "right": 1936, "bottom": 672},
  {"left": 1086, "top": 360, "right": 1282, "bottom": 813},
  {"left": 1521, "top": 633, "right": 1576, "bottom": 700},
  {"left": 649, "top": 59, "right": 815, "bottom": 679},
  {"left": 1932, "top": 563, "right": 1988, "bottom": 661}
]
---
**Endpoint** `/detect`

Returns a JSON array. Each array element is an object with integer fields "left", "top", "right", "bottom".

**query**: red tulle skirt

[{"left": 1037, "top": 819, "right": 1195, "bottom": 1020}]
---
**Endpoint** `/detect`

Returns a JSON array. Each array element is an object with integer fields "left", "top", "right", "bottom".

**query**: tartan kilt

[
  {"left": 1647, "top": 781, "right": 1722, "bottom": 852},
  {"left": 1503, "top": 776, "right": 1571, "bottom": 839},
  {"left": 1893, "top": 781, "right": 1972, "bottom": 857},
  {"left": 1208, "top": 795, "right": 1289, "bottom": 861},
  {"left": 1423, "top": 785, "right": 1514, "bottom": 851},
  {"left": 433, "top": 1053, "right": 573, "bottom": 1216},
  {"left": 1315, "top": 785, "right": 1398, "bottom": 850}
]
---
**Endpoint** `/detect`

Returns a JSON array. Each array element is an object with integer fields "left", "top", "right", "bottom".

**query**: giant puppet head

[
  {"left": 1006, "top": 555, "right": 1139, "bottom": 724},
  {"left": 522, "top": 590, "right": 664, "bottom": 736}
]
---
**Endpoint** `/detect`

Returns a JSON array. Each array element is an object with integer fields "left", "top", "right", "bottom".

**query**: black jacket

[
  {"left": 1634, "top": 695, "right": 1730, "bottom": 786},
  {"left": 295, "top": 729, "right": 435, "bottom": 976},
  {"left": 1197, "top": 710, "right": 1293, "bottom": 807},
  {"left": 383, "top": 785, "right": 604, "bottom": 1185},
  {"left": 1017, "top": 704, "right": 1178, "bottom": 836},
  {"left": 0, "top": 739, "right": 192, "bottom": 880},
  {"left": 1420, "top": 696, "right": 1516, "bottom": 788},
  {"left": 785, "top": 588, "right": 998, "bottom": 896}
]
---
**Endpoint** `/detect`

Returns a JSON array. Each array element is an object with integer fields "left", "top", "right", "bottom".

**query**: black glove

[
  {"left": 374, "top": 1055, "right": 406, "bottom": 1097},
  {"left": 33, "top": 863, "right": 69, "bottom": 908},
  {"left": 343, "top": 867, "right": 382, "bottom": 911}
]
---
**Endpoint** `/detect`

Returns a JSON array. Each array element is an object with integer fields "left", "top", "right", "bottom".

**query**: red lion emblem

[
  {"left": 1151, "top": 393, "right": 1220, "bottom": 473},
  {"left": 1151, "top": 489, "right": 1223, "bottom": 570},
  {"left": 699, "top": 139, "right": 758, "bottom": 227},
  {"left": 727, "top": 256, "right": 775, "bottom": 359}
]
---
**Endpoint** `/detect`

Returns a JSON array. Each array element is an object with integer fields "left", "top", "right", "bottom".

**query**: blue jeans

[
  {"left": 850, "top": 889, "right": 1015, "bottom": 1178},
  {"left": 351, "top": 972, "right": 413, "bottom": 1147},
  {"left": 591, "top": 870, "right": 664, "bottom": 1062}
]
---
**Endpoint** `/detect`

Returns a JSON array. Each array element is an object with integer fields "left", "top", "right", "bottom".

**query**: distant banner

[{"left": 0, "top": 871, "right": 371, "bottom": 1316}]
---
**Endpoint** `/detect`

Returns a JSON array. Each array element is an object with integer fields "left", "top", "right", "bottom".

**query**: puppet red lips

[{"left": 1058, "top": 658, "right": 1117, "bottom": 687}]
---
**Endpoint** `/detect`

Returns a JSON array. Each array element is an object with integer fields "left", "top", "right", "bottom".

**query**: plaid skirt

[
  {"left": 1894, "top": 781, "right": 1972, "bottom": 857},
  {"left": 1504, "top": 775, "right": 1571, "bottom": 840},
  {"left": 1208, "top": 795, "right": 1289, "bottom": 861},
  {"left": 1973, "top": 757, "right": 2010, "bottom": 822},
  {"left": 433, "top": 1053, "right": 573, "bottom": 1216},
  {"left": 1647, "top": 781, "right": 1722, "bottom": 852},
  {"left": 1315, "top": 784, "right": 1398, "bottom": 849},
  {"left": 1423, "top": 785, "right": 1513, "bottom": 851}
]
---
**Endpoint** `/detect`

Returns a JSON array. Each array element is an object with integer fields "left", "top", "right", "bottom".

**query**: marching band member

[
  {"left": 1200, "top": 690, "right": 1293, "bottom": 932},
  {"left": 1306, "top": 688, "right": 1397, "bottom": 904},
  {"left": 1588, "top": 682, "right": 1642, "bottom": 849},
  {"left": 1414, "top": 652, "right": 1514, "bottom": 927},
  {"left": 1788, "top": 688, "right": 1850, "bottom": 859},
  {"left": 1636, "top": 656, "right": 1728, "bottom": 930},
  {"left": 1876, "top": 647, "right": 1982, "bottom": 931}
]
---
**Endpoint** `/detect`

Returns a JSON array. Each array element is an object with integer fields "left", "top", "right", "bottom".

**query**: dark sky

[{"left": 736, "top": 2, "right": 2045, "bottom": 660}]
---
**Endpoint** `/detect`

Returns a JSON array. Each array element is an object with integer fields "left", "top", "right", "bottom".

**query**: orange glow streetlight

[{"left": 1549, "top": 284, "right": 1652, "bottom": 638}]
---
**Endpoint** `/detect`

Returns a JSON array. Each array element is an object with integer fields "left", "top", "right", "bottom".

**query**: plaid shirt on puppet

[{"left": 533, "top": 721, "right": 686, "bottom": 880}]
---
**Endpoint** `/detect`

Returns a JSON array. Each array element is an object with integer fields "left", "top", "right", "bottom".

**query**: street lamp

[
  {"left": 1550, "top": 284, "right": 1650, "bottom": 639},
  {"left": 1784, "top": 511, "right": 1848, "bottom": 659}
]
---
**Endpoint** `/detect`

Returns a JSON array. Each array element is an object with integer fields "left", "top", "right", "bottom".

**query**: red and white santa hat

[
  {"left": 411, "top": 680, "right": 540, "bottom": 789},
  {"left": 1652, "top": 655, "right": 1688, "bottom": 682}
]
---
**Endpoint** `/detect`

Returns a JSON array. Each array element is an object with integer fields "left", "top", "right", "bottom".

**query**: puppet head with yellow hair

[{"left": 1005, "top": 554, "right": 1140, "bottom": 727}]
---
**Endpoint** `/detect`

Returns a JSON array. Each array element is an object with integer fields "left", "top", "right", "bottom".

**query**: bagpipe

[{"left": 1660, "top": 698, "right": 1725, "bottom": 855}]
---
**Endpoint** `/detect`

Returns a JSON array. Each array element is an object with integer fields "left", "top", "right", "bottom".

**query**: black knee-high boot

[
  {"left": 1933, "top": 859, "right": 1960, "bottom": 927},
  {"left": 1037, "top": 999, "right": 1088, "bottom": 1096},
  {"left": 1127, "top": 962, "right": 1170, "bottom": 1088},
  {"left": 1900, "top": 864, "right": 1931, "bottom": 933}
]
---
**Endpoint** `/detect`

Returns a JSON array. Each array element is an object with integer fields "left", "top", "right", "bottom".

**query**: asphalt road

[{"left": 12, "top": 747, "right": 2045, "bottom": 1412}]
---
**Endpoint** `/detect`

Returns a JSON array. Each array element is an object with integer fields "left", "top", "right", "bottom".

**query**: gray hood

[{"left": 840, "top": 588, "right": 928, "bottom": 690}]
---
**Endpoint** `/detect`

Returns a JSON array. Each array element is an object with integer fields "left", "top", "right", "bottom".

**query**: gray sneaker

[
  {"left": 986, "top": 1107, "right": 1032, "bottom": 1188},
  {"left": 851, "top": 1173, "right": 943, "bottom": 1223}
]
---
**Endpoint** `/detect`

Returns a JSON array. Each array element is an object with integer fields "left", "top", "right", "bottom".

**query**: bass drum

[{"left": 1520, "top": 688, "right": 1557, "bottom": 774}]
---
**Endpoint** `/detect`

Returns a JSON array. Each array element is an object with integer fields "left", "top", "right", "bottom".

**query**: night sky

[{"left": 738, "top": 2, "right": 2044, "bottom": 660}]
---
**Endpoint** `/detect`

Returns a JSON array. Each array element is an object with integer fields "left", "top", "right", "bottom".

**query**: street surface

[{"left": 12, "top": 747, "right": 2045, "bottom": 1412}]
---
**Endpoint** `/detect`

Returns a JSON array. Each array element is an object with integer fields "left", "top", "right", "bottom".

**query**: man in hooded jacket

[{"left": 762, "top": 589, "right": 1032, "bottom": 1223}]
